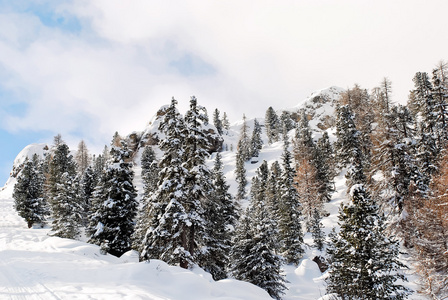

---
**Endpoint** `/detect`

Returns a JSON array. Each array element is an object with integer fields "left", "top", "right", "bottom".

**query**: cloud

[{"left": 0, "top": 0, "right": 447, "bottom": 153}]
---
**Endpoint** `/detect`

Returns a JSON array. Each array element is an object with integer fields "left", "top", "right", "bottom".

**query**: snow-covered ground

[{"left": 0, "top": 91, "right": 426, "bottom": 299}]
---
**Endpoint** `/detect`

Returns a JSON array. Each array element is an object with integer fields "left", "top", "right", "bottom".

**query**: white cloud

[{"left": 1, "top": 0, "right": 448, "bottom": 152}]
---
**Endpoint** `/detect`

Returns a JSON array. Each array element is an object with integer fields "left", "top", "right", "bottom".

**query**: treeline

[{"left": 12, "top": 61, "right": 448, "bottom": 299}]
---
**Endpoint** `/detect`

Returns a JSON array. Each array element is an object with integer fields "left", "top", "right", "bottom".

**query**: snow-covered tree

[
  {"left": 222, "top": 112, "right": 230, "bottom": 131},
  {"left": 235, "top": 138, "right": 248, "bottom": 200},
  {"left": 87, "top": 139, "right": 138, "bottom": 257},
  {"left": 213, "top": 108, "right": 223, "bottom": 135},
  {"left": 46, "top": 141, "right": 83, "bottom": 239},
  {"left": 133, "top": 145, "right": 159, "bottom": 253},
  {"left": 13, "top": 154, "right": 48, "bottom": 228},
  {"left": 310, "top": 208, "right": 325, "bottom": 251},
  {"left": 141, "top": 98, "right": 200, "bottom": 269},
  {"left": 250, "top": 118, "right": 263, "bottom": 158},
  {"left": 279, "top": 137, "right": 304, "bottom": 264},
  {"left": 200, "top": 152, "right": 239, "bottom": 280},
  {"left": 265, "top": 106, "right": 280, "bottom": 144},
  {"left": 326, "top": 184, "right": 411, "bottom": 300},
  {"left": 231, "top": 174, "right": 287, "bottom": 299},
  {"left": 51, "top": 172, "right": 84, "bottom": 239},
  {"left": 75, "top": 140, "right": 90, "bottom": 175}
]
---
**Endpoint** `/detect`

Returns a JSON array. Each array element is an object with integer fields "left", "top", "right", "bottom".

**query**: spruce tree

[
  {"left": 141, "top": 98, "right": 195, "bottom": 268},
  {"left": 213, "top": 108, "right": 223, "bottom": 135},
  {"left": 51, "top": 173, "right": 84, "bottom": 239},
  {"left": 200, "top": 152, "right": 238, "bottom": 280},
  {"left": 222, "top": 112, "right": 230, "bottom": 132},
  {"left": 335, "top": 104, "right": 366, "bottom": 189},
  {"left": 231, "top": 175, "right": 287, "bottom": 300},
  {"left": 310, "top": 208, "right": 325, "bottom": 251},
  {"left": 315, "top": 131, "right": 335, "bottom": 203},
  {"left": 87, "top": 139, "right": 138, "bottom": 256},
  {"left": 235, "top": 138, "right": 248, "bottom": 200},
  {"left": 326, "top": 184, "right": 411, "bottom": 300},
  {"left": 47, "top": 140, "right": 83, "bottom": 239},
  {"left": 265, "top": 106, "right": 280, "bottom": 144},
  {"left": 183, "top": 96, "right": 213, "bottom": 269},
  {"left": 133, "top": 145, "right": 159, "bottom": 253},
  {"left": 250, "top": 118, "right": 263, "bottom": 159},
  {"left": 13, "top": 154, "right": 48, "bottom": 228},
  {"left": 279, "top": 137, "right": 304, "bottom": 264}
]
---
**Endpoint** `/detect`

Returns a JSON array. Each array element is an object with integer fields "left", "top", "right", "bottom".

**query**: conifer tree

[
  {"left": 265, "top": 106, "right": 280, "bottom": 144},
  {"left": 183, "top": 96, "right": 213, "bottom": 268},
  {"left": 141, "top": 98, "right": 196, "bottom": 268},
  {"left": 222, "top": 112, "right": 230, "bottom": 131},
  {"left": 335, "top": 104, "right": 366, "bottom": 189},
  {"left": 51, "top": 173, "right": 84, "bottom": 239},
  {"left": 13, "top": 154, "right": 48, "bottom": 228},
  {"left": 279, "top": 137, "right": 304, "bottom": 264},
  {"left": 310, "top": 208, "right": 325, "bottom": 251},
  {"left": 200, "top": 152, "right": 238, "bottom": 280},
  {"left": 315, "top": 131, "right": 335, "bottom": 203},
  {"left": 213, "top": 108, "right": 223, "bottom": 135},
  {"left": 280, "top": 111, "right": 294, "bottom": 135},
  {"left": 133, "top": 145, "right": 159, "bottom": 253},
  {"left": 87, "top": 139, "right": 138, "bottom": 257},
  {"left": 326, "top": 184, "right": 411, "bottom": 300},
  {"left": 266, "top": 161, "right": 282, "bottom": 224},
  {"left": 75, "top": 140, "right": 90, "bottom": 175},
  {"left": 47, "top": 140, "right": 83, "bottom": 239},
  {"left": 235, "top": 139, "right": 248, "bottom": 200},
  {"left": 231, "top": 176, "right": 287, "bottom": 300},
  {"left": 250, "top": 118, "right": 263, "bottom": 158}
]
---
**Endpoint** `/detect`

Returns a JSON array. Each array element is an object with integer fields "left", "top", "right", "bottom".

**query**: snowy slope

[{"left": 0, "top": 88, "right": 425, "bottom": 299}]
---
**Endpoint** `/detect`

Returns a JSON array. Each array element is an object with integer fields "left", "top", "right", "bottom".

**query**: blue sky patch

[{"left": 169, "top": 54, "right": 215, "bottom": 77}]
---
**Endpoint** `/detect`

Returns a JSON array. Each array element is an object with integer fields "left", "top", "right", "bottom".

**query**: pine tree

[
  {"left": 183, "top": 96, "right": 213, "bottom": 269},
  {"left": 250, "top": 118, "right": 263, "bottom": 158},
  {"left": 279, "top": 137, "right": 304, "bottom": 264},
  {"left": 235, "top": 138, "right": 248, "bottom": 200},
  {"left": 141, "top": 98, "right": 196, "bottom": 268},
  {"left": 326, "top": 184, "right": 411, "bottom": 300},
  {"left": 231, "top": 175, "right": 287, "bottom": 300},
  {"left": 75, "top": 140, "right": 90, "bottom": 175},
  {"left": 310, "top": 208, "right": 325, "bottom": 251},
  {"left": 200, "top": 152, "right": 239, "bottom": 280},
  {"left": 265, "top": 106, "right": 280, "bottom": 144},
  {"left": 238, "top": 114, "right": 251, "bottom": 161},
  {"left": 46, "top": 140, "right": 83, "bottom": 239},
  {"left": 222, "top": 112, "right": 230, "bottom": 132},
  {"left": 87, "top": 139, "right": 138, "bottom": 257},
  {"left": 13, "top": 154, "right": 48, "bottom": 228},
  {"left": 51, "top": 173, "right": 84, "bottom": 239},
  {"left": 315, "top": 131, "right": 335, "bottom": 203},
  {"left": 338, "top": 85, "right": 374, "bottom": 164},
  {"left": 213, "top": 108, "right": 223, "bottom": 135},
  {"left": 133, "top": 145, "right": 159, "bottom": 253},
  {"left": 335, "top": 104, "right": 366, "bottom": 189},
  {"left": 280, "top": 111, "right": 294, "bottom": 136},
  {"left": 266, "top": 161, "right": 282, "bottom": 225}
]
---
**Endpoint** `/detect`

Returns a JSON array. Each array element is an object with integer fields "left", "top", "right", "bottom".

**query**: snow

[{"left": 0, "top": 89, "right": 427, "bottom": 299}]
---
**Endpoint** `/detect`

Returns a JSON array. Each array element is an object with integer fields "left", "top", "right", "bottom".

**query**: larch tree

[{"left": 75, "top": 140, "right": 90, "bottom": 176}]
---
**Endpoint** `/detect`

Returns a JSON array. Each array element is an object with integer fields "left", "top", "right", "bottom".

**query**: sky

[{"left": 1, "top": 0, "right": 448, "bottom": 185}]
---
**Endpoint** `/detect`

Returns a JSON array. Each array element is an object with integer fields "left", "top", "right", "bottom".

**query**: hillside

[{"left": 0, "top": 87, "right": 426, "bottom": 299}]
